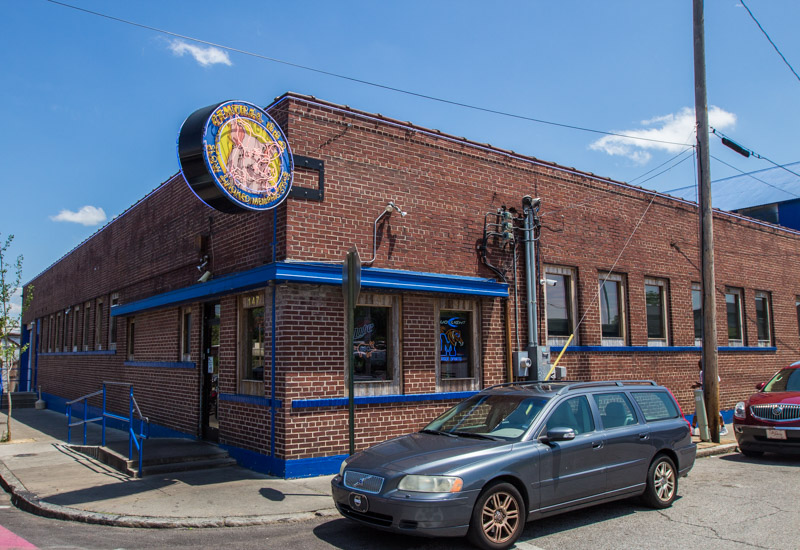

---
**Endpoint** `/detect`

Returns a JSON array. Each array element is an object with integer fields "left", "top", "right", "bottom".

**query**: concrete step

[
  {"left": 0, "top": 393, "right": 38, "bottom": 410},
  {"left": 70, "top": 438, "right": 237, "bottom": 477},
  {"left": 140, "top": 457, "right": 238, "bottom": 477}
]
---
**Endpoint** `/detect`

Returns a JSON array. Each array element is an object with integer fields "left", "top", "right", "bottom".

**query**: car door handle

[
  {"left": 592, "top": 441, "right": 604, "bottom": 449},
  {"left": 639, "top": 433, "right": 649, "bottom": 440}
]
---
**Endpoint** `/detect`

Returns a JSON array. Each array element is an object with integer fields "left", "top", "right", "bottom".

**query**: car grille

[
  {"left": 344, "top": 471, "right": 385, "bottom": 494},
  {"left": 751, "top": 403, "right": 800, "bottom": 422}
]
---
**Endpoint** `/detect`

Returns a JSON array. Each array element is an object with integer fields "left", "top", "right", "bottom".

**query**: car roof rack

[
  {"left": 485, "top": 380, "right": 658, "bottom": 394},
  {"left": 558, "top": 380, "right": 658, "bottom": 394}
]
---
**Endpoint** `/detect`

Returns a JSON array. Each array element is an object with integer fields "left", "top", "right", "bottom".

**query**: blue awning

[{"left": 112, "top": 262, "right": 508, "bottom": 317}]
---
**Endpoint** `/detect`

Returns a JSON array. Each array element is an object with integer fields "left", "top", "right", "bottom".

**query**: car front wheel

[
  {"left": 642, "top": 454, "right": 677, "bottom": 509},
  {"left": 467, "top": 481, "right": 525, "bottom": 550}
]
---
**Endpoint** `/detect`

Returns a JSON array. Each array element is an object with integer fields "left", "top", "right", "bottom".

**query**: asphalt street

[{"left": 0, "top": 451, "right": 797, "bottom": 550}]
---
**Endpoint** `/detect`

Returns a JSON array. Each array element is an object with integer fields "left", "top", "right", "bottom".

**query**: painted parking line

[
  {"left": 515, "top": 541, "right": 546, "bottom": 550},
  {"left": 0, "top": 525, "right": 37, "bottom": 549}
]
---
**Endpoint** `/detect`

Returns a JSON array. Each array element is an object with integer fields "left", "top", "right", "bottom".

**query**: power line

[
  {"left": 740, "top": 0, "right": 800, "bottom": 84},
  {"left": 43, "top": 0, "right": 692, "bottom": 149},
  {"left": 710, "top": 155, "right": 800, "bottom": 200}
]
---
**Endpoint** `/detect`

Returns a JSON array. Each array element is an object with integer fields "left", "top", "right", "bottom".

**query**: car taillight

[{"left": 666, "top": 387, "right": 692, "bottom": 429}]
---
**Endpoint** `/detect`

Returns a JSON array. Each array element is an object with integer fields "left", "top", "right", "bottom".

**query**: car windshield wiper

[
  {"left": 419, "top": 428, "right": 457, "bottom": 438},
  {"left": 451, "top": 431, "right": 501, "bottom": 441}
]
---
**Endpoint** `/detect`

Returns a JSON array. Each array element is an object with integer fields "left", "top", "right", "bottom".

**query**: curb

[
  {"left": 0, "top": 460, "right": 339, "bottom": 528},
  {"left": 696, "top": 443, "right": 738, "bottom": 458}
]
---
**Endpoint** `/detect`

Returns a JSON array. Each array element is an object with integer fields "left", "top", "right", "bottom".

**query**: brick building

[{"left": 20, "top": 93, "right": 800, "bottom": 477}]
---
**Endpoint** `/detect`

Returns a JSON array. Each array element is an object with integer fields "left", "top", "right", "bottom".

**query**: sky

[{"left": 2, "top": 0, "right": 799, "bottom": 316}]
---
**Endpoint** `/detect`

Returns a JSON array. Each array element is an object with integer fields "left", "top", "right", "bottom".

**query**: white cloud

[
  {"left": 169, "top": 40, "right": 232, "bottom": 67},
  {"left": 590, "top": 106, "right": 737, "bottom": 164},
  {"left": 50, "top": 206, "right": 107, "bottom": 226}
]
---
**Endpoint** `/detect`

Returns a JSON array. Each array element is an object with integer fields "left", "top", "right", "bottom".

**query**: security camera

[{"left": 198, "top": 271, "right": 212, "bottom": 283}]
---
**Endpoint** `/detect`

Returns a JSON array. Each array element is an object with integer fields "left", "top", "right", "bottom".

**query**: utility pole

[{"left": 693, "top": 0, "right": 720, "bottom": 443}]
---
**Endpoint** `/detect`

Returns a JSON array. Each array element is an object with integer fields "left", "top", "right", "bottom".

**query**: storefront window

[
  {"left": 440, "top": 310, "right": 473, "bottom": 379},
  {"left": 599, "top": 273, "right": 626, "bottom": 345},
  {"left": 239, "top": 293, "right": 265, "bottom": 392},
  {"left": 181, "top": 308, "right": 192, "bottom": 361},
  {"left": 437, "top": 298, "right": 480, "bottom": 392},
  {"left": 243, "top": 305, "right": 265, "bottom": 381},
  {"left": 692, "top": 283, "right": 702, "bottom": 346},
  {"left": 353, "top": 306, "right": 391, "bottom": 382},
  {"left": 544, "top": 265, "right": 578, "bottom": 346},
  {"left": 126, "top": 317, "right": 135, "bottom": 361}
]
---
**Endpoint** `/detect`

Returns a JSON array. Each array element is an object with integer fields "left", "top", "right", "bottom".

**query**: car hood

[
  {"left": 747, "top": 392, "right": 800, "bottom": 406},
  {"left": 348, "top": 432, "right": 511, "bottom": 475}
]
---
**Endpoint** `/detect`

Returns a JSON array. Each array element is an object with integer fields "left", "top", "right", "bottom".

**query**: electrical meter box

[{"left": 513, "top": 351, "right": 532, "bottom": 377}]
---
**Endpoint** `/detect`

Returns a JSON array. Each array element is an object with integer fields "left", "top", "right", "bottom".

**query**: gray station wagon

[{"left": 331, "top": 380, "right": 696, "bottom": 549}]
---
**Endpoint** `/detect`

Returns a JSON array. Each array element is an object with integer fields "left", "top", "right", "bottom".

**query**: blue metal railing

[{"left": 65, "top": 381, "right": 150, "bottom": 476}]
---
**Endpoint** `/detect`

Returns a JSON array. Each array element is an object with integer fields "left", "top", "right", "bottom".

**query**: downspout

[
  {"left": 33, "top": 319, "right": 40, "bottom": 390},
  {"left": 504, "top": 300, "right": 513, "bottom": 383},
  {"left": 270, "top": 209, "right": 278, "bottom": 467}
]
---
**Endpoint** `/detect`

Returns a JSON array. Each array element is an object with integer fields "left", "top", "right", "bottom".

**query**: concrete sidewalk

[
  {"left": 0, "top": 408, "right": 337, "bottom": 527},
  {"left": 0, "top": 408, "right": 739, "bottom": 529}
]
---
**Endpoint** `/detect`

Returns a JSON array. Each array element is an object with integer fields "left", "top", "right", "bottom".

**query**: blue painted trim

[
  {"left": 124, "top": 361, "right": 196, "bottom": 369},
  {"left": 219, "top": 444, "right": 282, "bottom": 476},
  {"left": 292, "top": 391, "right": 479, "bottom": 409},
  {"left": 687, "top": 408, "right": 734, "bottom": 425},
  {"left": 270, "top": 285, "right": 277, "bottom": 461},
  {"left": 112, "top": 262, "right": 508, "bottom": 317},
  {"left": 220, "top": 393, "right": 282, "bottom": 408},
  {"left": 285, "top": 454, "right": 348, "bottom": 478},
  {"left": 40, "top": 350, "right": 116, "bottom": 357},
  {"left": 549, "top": 345, "right": 778, "bottom": 353}
]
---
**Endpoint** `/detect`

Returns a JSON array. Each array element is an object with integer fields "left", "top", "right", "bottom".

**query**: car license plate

[
  {"left": 766, "top": 429, "right": 787, "bottom": 440},
  {"left": 349, "top": 492, "right": 369, "bottom": 513}
]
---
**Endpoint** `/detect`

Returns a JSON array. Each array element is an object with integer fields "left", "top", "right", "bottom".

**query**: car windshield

[
  {"left": 423, "top": 394, "right": 548, "bottom": 441},
  {"left": 763, "top": 368, "right": 800, "bottom": 392}
]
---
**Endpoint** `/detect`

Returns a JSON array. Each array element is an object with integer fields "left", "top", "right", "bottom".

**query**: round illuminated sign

[{"left": 177, "top": 100, "right": 293, "bottom": 213}]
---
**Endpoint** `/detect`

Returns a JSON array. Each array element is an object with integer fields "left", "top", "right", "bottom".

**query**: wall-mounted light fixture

[{"left": 363, "top": 201, "right": 408, "bottom": 266}]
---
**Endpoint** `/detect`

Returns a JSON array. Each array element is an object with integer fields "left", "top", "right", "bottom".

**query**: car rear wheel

[
  {"left": 467, "top": 482, "right": 525, "bottom": 550},
  {"left": 642, "top": 454, "right": 677, "bottom": 509}
]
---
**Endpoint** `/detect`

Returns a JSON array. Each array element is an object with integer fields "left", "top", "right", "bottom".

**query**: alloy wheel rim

[
  {"left": 653, "top": 461, "right": 675, "bottom": 502},
  {"left": 481, "top": 491, "right": 520, "bottom": 544}
]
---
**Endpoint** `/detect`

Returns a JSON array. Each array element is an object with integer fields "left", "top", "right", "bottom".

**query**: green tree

[{"left": 0, "top": 234, "right": 32, "bottom": 442}]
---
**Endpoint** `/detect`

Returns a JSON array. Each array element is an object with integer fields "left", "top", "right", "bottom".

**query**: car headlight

[
  {"left": 734, "top": 401, "right": 747, "bottom": 419},
  {"left": 339, "top": 457, "right": 350, "bottom": 477},
  {"left": 398, "top": 475, "right": 463, "bottom": 493}
]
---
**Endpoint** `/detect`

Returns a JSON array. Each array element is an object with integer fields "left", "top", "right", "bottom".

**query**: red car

[{"left": 733, "top": 362, "right": 800, "bottom": 457}]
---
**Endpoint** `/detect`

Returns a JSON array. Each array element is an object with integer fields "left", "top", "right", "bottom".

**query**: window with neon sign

[{"left": 440, "top": 310, "right": 473, "bottom": 379}]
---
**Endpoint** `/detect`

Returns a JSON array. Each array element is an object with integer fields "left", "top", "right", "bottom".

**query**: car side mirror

[
  {"left": 540, "top": 427, "right": 576, "bottom": 445},
  {"left": 756, "top": 382, "right": 766, "bottom": 391}
]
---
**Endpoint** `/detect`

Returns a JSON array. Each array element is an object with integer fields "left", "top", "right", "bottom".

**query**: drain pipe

[{"left": 522, "top": 196, "right": 541, "bottom": 380}]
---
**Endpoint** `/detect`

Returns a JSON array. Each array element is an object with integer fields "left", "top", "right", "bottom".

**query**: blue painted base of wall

[{"left": 687, "top": 408, "right": 734, "bottom": 425}]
